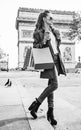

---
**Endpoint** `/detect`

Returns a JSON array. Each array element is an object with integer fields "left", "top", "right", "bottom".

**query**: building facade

[
  {"left": 0, "top": 48, "right": 8, "bottom": 71},
  {"left": 16, "top": 7, "right": 76, "bottom": 70}
]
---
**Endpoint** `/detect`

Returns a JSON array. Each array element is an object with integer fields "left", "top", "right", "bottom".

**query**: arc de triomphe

[{"left": 16, "top": 7, "right": 76, "bottom": 71}]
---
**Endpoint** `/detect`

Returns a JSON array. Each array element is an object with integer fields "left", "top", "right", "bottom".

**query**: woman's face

[{"left": 44, "top": 12, "right": 54, "bottom": 26}]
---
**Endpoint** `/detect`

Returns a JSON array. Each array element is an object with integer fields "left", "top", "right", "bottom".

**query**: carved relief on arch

[
  {"left": 63, "top": 47, "right": 72, "bottom": 62},
  {"left": 21, "top": 30, "right": 33, "bottom": 38}
]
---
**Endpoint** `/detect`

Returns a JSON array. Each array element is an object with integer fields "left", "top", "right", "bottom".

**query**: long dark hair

[{"left": 36, "top": 10, "right": 50, "bottom": 30}]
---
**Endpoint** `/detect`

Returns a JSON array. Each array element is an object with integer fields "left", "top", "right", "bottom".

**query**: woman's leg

[
  {"left": 37, "top": 75, "right": 58, "bottom": 104},
  {"left": 47, "top": 79, "right": 57, "bottom": 125},
  {"left": 28, "top": 77, "right": 58, "bottom": 119},
  {"left": 28, "top": 67, "right": 58, "bottom": 119},
  {"left": 47, "top": 79, "right": 54, "bottom": 108},
  {"left": 47, "top": 91, "right": 54, "bottom": 108},
  {"left": 47, "top": 91, "right": 57, "bottom": 125}
]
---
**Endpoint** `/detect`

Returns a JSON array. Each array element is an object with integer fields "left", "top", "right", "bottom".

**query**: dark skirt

[{"left": 40, "top": 54, "right": 66, "bottom": 79}]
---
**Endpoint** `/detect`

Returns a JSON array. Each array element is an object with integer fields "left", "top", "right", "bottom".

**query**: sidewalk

[
  {"left": 0, "top": 78, "right": 54, "bottom": 130},
  {"left": 0, "top": 75, "right": 81, "bottom": 130},
  {"left": 0, "top": 85, "right": 31, "bottom": 130},
  {"left": 16, "top": 82, "right": 81, "bottom": 130}
]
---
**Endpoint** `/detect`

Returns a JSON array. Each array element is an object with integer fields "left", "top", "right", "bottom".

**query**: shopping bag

[{"left": 32, "top": 47, "right": 54, "bottom": 70}]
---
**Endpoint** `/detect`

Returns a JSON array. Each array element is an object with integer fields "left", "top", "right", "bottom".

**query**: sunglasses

[{"left": 49, "top": 16, "right": 53, "bottom": 20}]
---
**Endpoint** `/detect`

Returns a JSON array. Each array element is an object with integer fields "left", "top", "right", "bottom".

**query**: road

[{"left": 0, "top": 71, "right": 81, "bottom": 130}]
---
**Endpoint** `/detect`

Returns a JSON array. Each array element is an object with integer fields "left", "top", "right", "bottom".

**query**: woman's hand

[{"left": 44, "top": 32, "right": 51, "bottom": 42}]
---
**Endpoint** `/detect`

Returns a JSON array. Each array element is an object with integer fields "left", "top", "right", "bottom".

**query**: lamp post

[
  {"left": 78, "top": 56, "right": 81, "bottom": 63},
  {"left": 7, "top": 54, "right": 9, "bottom": 72}
]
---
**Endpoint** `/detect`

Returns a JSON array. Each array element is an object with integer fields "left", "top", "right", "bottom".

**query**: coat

[{"left": 33, "top": 27, "right": 66, "bottom": 79}]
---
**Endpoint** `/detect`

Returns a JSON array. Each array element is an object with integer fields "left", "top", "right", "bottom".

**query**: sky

[{"left": 0, "top": 0, "right": 81, "bottom": 68}]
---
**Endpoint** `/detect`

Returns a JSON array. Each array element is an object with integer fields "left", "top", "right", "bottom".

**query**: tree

[{"left": 65, "top": 12, "right": 81, "bottom": 41}]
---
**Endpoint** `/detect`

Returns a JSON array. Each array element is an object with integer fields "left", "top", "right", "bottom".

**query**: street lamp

[
  {"left": 7, "top": 54, "right": 9, "bottom": 72},
  {"left": 78, "top": 56, "right": 81, "bottom": 63}
]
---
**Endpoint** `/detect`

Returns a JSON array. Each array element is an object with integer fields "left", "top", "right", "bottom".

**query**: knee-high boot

[{"left": 28, "top": 98, "right": 41, "bottom": 119}]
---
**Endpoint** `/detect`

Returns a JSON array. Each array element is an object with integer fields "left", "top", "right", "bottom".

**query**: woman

[{"left": 28, "top": 10, "right": 66, "bottom": 126}]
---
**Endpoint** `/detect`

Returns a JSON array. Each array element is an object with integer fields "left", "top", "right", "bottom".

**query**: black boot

[
  {"left": 28, "top": 98, "right": 41, "bottom": 119},
  {"left": 47, "top": 107, "right": 57, "bottom": 126}
]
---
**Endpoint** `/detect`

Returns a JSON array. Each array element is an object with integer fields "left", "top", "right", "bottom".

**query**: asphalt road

[
  {"left": 0, "top": 71, "right": 81, "bottom": 130},
  {"left": 0, "top": 71, "right": 81, "bottom": 110}
]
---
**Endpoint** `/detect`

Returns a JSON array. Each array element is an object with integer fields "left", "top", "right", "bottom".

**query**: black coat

[{"left": 33, "top": 27, "right": 66, "bottom": 79}]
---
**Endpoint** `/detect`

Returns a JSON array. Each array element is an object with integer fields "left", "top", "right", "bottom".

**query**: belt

[{"left": 54, "top": 53, "right": 59, "bottom": 56}]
